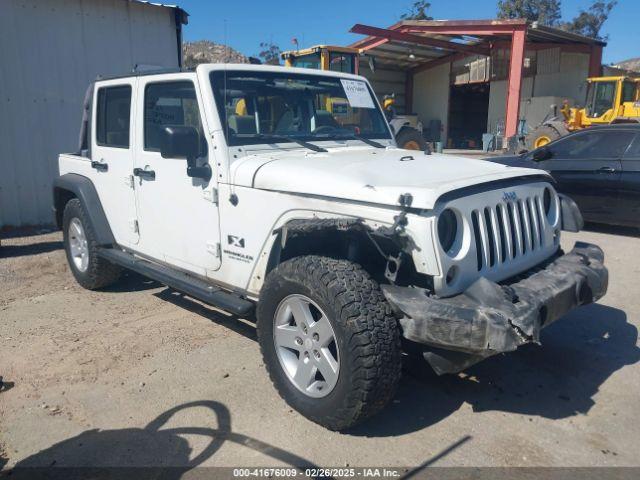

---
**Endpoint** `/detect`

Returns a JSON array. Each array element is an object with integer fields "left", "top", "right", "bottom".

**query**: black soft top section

[{"left": 77, "top": 82, "right": 95, "bottom": 158}]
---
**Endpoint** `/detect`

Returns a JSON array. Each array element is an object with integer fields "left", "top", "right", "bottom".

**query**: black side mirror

[
  {"left": 160, "top": 125, "right": 199, "bottom": 160},
  {"left": 532, "top": 146, "right": 552, "bottom": 162},
  {"left": 160, "top": 126, "right": 211, "bottom": 181}
]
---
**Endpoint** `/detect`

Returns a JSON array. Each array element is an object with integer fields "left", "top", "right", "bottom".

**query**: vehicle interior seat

[{"left": 228, "top": 115, "right": 257, "bottom": 135}]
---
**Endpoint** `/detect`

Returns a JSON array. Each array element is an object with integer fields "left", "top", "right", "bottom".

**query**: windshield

[
  {"left": 585, "top": 81, "right": 616, "bottom": 118},
  {"left": 210, "top": 70, "right": 392, "bottom": 147},
  {"left": 290, "top": 53, "right": 322, "bottom": 70}
]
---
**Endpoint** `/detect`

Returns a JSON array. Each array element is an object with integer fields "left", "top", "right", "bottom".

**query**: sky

[{"left": 176, "top": 0, "right": 639, "bottom": 65}]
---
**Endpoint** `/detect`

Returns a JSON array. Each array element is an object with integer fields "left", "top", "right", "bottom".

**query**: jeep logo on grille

[{"left": 502, "top": 191, "right": 518, "bottom": 202}]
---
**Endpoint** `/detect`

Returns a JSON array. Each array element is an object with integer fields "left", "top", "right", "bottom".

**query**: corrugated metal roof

[
  {"left": 350, "top": 19, "right": 606, "bottom": 70},
  {"left": 128, "top": 0, "right": 189, "bottom": 23},
  {"left": 131, "top": 0, "right": 179, "bottom": 7},
  {"left": 528, "top": 22, "right": 607, "bottom": 46}
]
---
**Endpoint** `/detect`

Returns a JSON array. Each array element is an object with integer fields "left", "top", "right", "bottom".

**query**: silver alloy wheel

[
  {"left": 68, "top": 218, "right": 89, "bottom": 273},
  {"left": 273, "top": 294, "right": 340, "bottom": 398}
]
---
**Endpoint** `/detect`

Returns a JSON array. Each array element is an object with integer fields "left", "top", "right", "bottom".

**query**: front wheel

[
  {"left": 525, "top": 125, "right": 563, "bottom": 150},
  {"left": 257, "top": 256, "right": 401, "bottom": 431}
]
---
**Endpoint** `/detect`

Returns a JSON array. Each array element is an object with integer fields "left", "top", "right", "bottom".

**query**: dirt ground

[{"left": 1, "top": 226, "right": 639, "bottom": 470}]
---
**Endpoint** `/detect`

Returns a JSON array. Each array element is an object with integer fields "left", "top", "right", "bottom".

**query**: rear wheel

[
  {"left": 396, "top": 128, "right": 427, "bottom": 151},
  {"left": 257, "top": 256, "right": 401, "bottom": 431},
  {"left": 62, "top": 198, "right": 121, "bottom": 290},
  {"left": 526, "top": 125, "right": 563, "bottom": 151}
]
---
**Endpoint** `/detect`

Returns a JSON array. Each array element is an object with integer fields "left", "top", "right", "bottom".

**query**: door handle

[
  {"left": 133, "top": 168, "right": 156, "bottom": 181},
  {"left": 91, "top": 160, "right": 108, "bottom": 172},
  {"left": 597, "top": 166, "right": 616, "bottom": 173}
]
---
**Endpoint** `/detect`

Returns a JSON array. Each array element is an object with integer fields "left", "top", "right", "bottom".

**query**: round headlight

[{"left": 438, "top": 209, "right": 458, "bottom": 253}]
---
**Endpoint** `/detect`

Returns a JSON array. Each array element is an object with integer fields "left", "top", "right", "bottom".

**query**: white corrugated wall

[{"left": 0, "top": 0, "right": 180, "bottom": 227}]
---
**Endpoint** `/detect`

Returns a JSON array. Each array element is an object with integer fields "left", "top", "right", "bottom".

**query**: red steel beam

[
  {"left": 396, "top": 19, "right": 528, "bottom": 36},
  {"left": 350, "top": 24, "right": 489, "bottom": 56},
  {"left": 505, "top": 27, "right": 527, "bottom": 139},
  {"left": 400, "top": 26, "right": 519, "bottom": 36},
  {"left": 589, "top": 45, "right": 603, "bottom": 77},
  {"left": 398, "top": 19, "right": 527, "bottom": 27},
  {"left": 353, "top": 36, "right": 390, "bottom": 51},
  {"left": 405, "top": 72, "right": 414, "bottom": 114}
]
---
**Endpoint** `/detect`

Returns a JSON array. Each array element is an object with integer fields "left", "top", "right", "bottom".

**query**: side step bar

[{"left": 98, "top": 248, "right": 254, "bottom": 317}]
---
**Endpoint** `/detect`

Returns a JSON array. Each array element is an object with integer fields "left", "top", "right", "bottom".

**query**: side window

[
  {"left": 329, "top": 52, "right": 354, "bottom": 73},
  {"left": 550, "top": 131, "right": 635, "bottom": 159},
  {"left": 144, "top": 81, "right": 207, "bottom": 156},
  {"left": 622, "top": 82, "right": 636, "bottom": 103},
  {"left": 96, "top": 86, "right": 131, "bottom": 148}
]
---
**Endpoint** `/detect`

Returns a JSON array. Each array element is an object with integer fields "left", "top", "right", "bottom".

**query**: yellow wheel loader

[
  {"left": 526, "top": 76, "right": 640, "bottom": 150},
  {"left": 282, "top": 45, "right": 427, "bottom": 151}
]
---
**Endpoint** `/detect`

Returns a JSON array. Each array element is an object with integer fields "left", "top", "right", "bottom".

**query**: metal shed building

[
  {"left": 351, "top": 20, "right": 606, "bottom": 149},
  {"left": 0, "top": 0, "right": 187, "bottom": 228}
]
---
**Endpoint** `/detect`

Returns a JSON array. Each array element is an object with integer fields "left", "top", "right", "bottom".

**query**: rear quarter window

[{"left": 96, "top": 85, "right": 132, "bottom": 148}]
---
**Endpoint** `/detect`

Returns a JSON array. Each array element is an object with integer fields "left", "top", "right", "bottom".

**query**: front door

[
  {"left": 91, "top": 79, "right": 139, "bottom": 247},
  {"left": 619, "top": 133, "right": 640, "bottom": 226},
  {"left": 133, "top": 74, "right": 221, "bottom": 276},
  {"left": 543, "top": 129, "right": 633, "bottom": 223}
]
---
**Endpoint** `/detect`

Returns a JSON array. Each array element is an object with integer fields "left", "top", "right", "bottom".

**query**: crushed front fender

[{"left": 382, "top": 242, "right": 608, "bottom": 374}]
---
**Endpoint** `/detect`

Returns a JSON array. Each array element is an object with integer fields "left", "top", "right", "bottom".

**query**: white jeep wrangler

[{"left": 54, "top": 65, "right": 608, "bottom": 431}]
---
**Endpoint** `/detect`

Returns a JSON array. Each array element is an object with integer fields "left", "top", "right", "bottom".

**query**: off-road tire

[
  {"left": 257, "top": 256, "right": 402, "bottom": 431},
  {"left": 525, "top": 125, "right": 562, "bottom": 151},
  {"left": 62, "top": 198, "right": 121, "bottom": 290},
  {"left": 396, "top": 128, "right": 427, "bottom": 151}
]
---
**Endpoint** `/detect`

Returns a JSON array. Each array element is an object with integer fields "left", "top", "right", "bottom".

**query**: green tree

[
  {"left": 497, "top": 0, "right": 562, "bottom": 26},
  {"left": 401, "top": 1, "right": 434, "bottom": 20},
  {"left": 563, "top": 1, "right": 617, "bottom": 40},
  {"left": 258, "top": 41, "right": 281, "bottom": 65}
]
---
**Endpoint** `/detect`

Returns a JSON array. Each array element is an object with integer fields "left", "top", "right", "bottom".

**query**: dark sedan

[{"left": 489, "top": 125, "right": 640, "bottom": 228}]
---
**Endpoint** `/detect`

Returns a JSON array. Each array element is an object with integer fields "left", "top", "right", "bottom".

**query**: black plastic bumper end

[{"left": 383, "top": 242, "right": 608, "bottom": 374}]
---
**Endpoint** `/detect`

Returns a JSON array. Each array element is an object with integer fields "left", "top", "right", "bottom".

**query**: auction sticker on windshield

[{"left": 340, "top": 79, "right": 375, "bottom": 109}]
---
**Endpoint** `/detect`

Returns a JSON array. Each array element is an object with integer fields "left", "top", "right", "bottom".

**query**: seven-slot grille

[{"left": 470, "top": 195, "right": 548, "bottom": 272}]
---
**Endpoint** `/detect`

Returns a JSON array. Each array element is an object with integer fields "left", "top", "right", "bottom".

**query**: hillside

[
  {"left": 612, "top": 57, "right": 640, "bottom": 73},
  {"left": 182, "top": 40, "right": 249, "bottom": 68}
]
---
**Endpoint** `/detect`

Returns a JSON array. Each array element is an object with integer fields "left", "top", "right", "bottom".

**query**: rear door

[
  {"left": 543, "top": 129, "right": 633, "bottom": 223},
  {"left": 132, "top": 74, "right": 221, "bottom": 276},
  {"left": 91, "top": 79, "right": 139, "bottom": 247},
  {"left": 619, "top": 133, "right": 640, "bottom": 226}
]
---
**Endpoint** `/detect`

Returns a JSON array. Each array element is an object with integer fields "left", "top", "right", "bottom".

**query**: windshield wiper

[
  {"left": 343, "top": 134, "right": 386, "bottom": 149},
  {"left": 253, "top": 134, "right": 327, "bottom": 153},
  {"left": 317, "top": 133, "right": 385, "bottom": 149}
]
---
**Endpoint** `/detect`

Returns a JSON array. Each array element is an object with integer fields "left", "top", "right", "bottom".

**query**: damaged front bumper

[{"left": 382, "top": 242, "right": 608, "bottom": 375}]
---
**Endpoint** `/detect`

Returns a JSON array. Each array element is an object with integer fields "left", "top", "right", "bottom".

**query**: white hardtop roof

[
  {"left": 198, "top": 63, "right": 366, "bottom": 81},
  {"left": 95, "top": 63, "right": 368, "bottom": 84}
]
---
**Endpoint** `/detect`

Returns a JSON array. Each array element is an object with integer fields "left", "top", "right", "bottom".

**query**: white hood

[{"left": 230, "top": 146, "right": 549, "bottom": 210}]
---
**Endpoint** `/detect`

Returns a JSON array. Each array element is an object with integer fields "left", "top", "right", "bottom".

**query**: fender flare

[
  {"left": 245, "top": 212, "right": 397, "bottom": 295},
  {"left": 245, "top": 210, "right": 421, "bottom": 296},
  {"left": 52, "top": 173, "right": 115, "bottom": 246}
]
